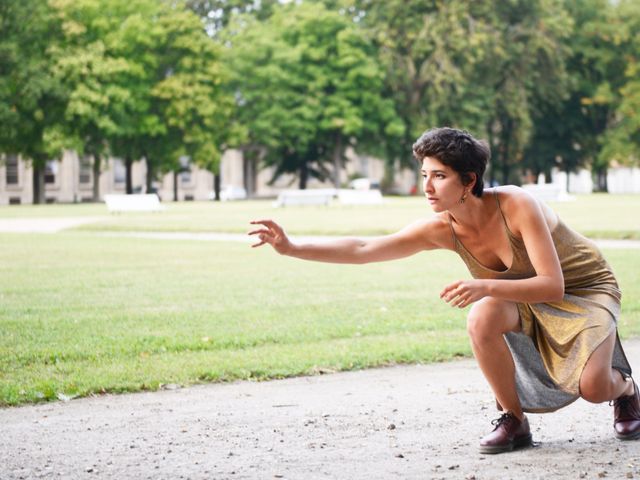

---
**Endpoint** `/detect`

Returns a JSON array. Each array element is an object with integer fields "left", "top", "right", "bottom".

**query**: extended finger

[
  {"left": 257, "top": 219, "right": 285, "bottom": 236},
  {"left": 251, "top": 239, "right": 267, "bottom": 248},
  {"left": 250, "top": 219, "right": 280, "bottom": 230},
  {"left": 248, "top": 228, "right": 271, "bottom": 236}
]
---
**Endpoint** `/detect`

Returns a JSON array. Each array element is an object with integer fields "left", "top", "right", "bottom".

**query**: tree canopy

[{"left": 1, "top": 0, "right": 639, "bottom": 201}]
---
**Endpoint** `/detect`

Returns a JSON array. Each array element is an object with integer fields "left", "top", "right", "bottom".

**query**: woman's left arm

[{"left": 441, "top": 191, "right": 564, "bottom": 308}]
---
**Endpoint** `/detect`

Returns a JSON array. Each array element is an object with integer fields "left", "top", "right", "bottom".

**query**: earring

[{"left": 459, "top": 191, "right": 468, "bottom": 204}]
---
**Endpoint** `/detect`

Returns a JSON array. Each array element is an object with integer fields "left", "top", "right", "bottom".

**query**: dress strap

[
  {"left": 493, "top": 189, "right": 518, "bottom": 239},
  {"left": 446, "top": 213, "right": 459, "bottom": 249},
  {"left": 493, "top": 189, "right": 508, "bottom": 225}
]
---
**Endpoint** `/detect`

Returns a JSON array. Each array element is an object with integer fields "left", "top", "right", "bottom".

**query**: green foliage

[
  {"left": 223, "top": 2, "right": 402, "bottom": 187},
  {"left": 598, "top": 0, "right": 640, "bottom": 167},
  {"left": 0, "top": 0, "right": 67, "bottom": 201},
  {"left": 1, "top": 0, "right": 640, "bottom": 194},
  {"left": 46, "top": 0, "right": 237, "bottom": 197},
  {"left": 185, "top": 0, "right": 280, "bottom": 33}
]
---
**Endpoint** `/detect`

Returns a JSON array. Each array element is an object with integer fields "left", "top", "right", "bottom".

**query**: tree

[
  {"left": 471, "top": 0, "right": 572, "bottom": 185},
  {"left": 223, "top": 2, "right": 402, "bottom": 189},
  {"left": 185, "top": 0, "right": 279, "bottom": 33},
  {"left": 0, "top": 0, "right": 66, "bottom": 203},
  {"left": 49, "top": 0, "right": 134, "bottom": 200},
  {"left": 597, "top": 0, "right": 640, "bottom": 173},
  {"left": 350, "top": 0, "right": 571, "bottom": 186},
  {"left": 523, "top": 0, "right": 631, "bottom": 191},
  {"left": 350, "top": 0, "right": 501, "bottom": 189},
  {"left": 50, "top": 0, "right": 236, "bottom": 199},
  {"left": 149, "top": 8, "right": 240, "bottom": 200}
]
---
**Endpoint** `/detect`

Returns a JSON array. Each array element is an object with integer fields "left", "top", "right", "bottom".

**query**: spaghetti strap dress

[{"left": 449, "top": 191, "right": 632, "bottom": 412}]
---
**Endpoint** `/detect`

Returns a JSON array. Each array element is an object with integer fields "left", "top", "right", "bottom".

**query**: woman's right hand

[{"left": 248, "top": 219, "right": 292, "bottom": 255}]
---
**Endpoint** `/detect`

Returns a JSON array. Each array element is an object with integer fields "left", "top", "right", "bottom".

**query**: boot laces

[
  {"left": 491, "top": 412, "right": 517, "bottom": 428},
  {"left": 611, "top": 384, "right": 640, "bottom": 419}
]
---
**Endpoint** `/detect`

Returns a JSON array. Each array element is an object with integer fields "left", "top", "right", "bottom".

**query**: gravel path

[{"left": 2, "top": 339, "right": 639, "bottom": 480}]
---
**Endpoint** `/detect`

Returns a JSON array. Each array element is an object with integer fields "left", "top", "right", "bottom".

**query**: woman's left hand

[{"left": 440, "top": 279, "right": 488, "bottom": 308}]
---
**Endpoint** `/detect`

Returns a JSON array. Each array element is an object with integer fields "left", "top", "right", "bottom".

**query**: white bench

[
  {"left": 104, "top": 194, "right": 166, "bottom": 213},
  {"left": 337, "top": 189, "right": 383, "bottom": 205},
  {"left": 274, "top": 189, "right": 337, "bottom": 207},
  {"left": 521, "top": 184, "right": 572, "bottom": 202}
]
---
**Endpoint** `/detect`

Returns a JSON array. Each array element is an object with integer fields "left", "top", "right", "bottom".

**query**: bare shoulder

[
  {"left": 492, "top": 185, "right": 538, "bottom": 211},
  {"left": 398, "top": 213, "right": 454, "bottom": 250},
  {"left": 489, "top": 186, "right": 548, "bottom": 236}
]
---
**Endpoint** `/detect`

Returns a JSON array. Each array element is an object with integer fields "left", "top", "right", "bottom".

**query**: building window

[
  {"left": 44, "top": 160, "right": 58, "bottom": 184},
  {"left": 5, "top": 155, "right": 18, "bottom": 185},
  {"left": 113, "top": 158, "right": 126, "bottom": 184},
  {"left": 179, "top": 156, "right": 192, "bottom": 184},
  {"left": 79, "top": 156, "right": 92, "bottom": 185}
]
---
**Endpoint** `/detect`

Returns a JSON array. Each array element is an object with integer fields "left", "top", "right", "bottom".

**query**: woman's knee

[
  {"left": 580, "top": 334, "right": 617, "bottom": 403},
  {"left": 466, "top": 298, "right": 519, "bottom": 345},
  {"left": 580, "top": 375, "right": 611, "bottom": 403}
]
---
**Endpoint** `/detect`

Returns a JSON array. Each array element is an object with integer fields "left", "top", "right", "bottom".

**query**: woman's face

[{"left": 420, "top": 156, "right": 467, "bottom": 213}]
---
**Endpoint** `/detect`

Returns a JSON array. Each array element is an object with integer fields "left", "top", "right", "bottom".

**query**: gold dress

[{"left": 450, "top": 192, "right": 632, "bottom": 412}]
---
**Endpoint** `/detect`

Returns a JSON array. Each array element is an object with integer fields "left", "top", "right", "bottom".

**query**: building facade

[{"left": 0, "top": 149, "right": 417, "bottom": 205}]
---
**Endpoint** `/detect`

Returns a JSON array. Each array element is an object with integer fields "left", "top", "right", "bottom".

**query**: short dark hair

[{"left": 412, "top": 127, "right": 490, "bottom": 197}]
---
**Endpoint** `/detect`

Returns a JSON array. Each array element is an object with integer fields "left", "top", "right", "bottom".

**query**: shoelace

[
  {"left": 491, "top": 412, "right": 517, "bottom": 427},
  {"left": 611, "top": 389, "right": 640, "bottom": 418}
]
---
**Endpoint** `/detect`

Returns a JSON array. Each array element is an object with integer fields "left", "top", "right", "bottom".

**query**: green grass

[
  {"left": 1, "top": 227, "right": 639, "bottom": 407},
  {"left": 0, "top": 195, "right": 639, "bottom": 406},
  {"left": 1, "top": 193, "right": 639, "bottom": 238}
]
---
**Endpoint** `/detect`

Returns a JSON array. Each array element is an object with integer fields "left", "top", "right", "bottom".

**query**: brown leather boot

[
  {"left": 479, "top": 412, "right": 532, "bottom": 454},
  {"left": 613, "top": 380, "right": 640, "bottom": 440}
]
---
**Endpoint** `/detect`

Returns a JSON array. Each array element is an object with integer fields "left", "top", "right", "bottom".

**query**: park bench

[
  {"left": 521, "top": 184, "right": 572, "bottom": 202},
  {"left": 104, "top": 193, "right": 166, "bottom": 213},
  {"left": 274, "top": 189, "right": 337, "bottom": 207},
  {"left": 337, "top": 189, "right": 383, "bottom": 205},
  {"left": 274, "top": 188, "right": 385, "bottom": 207}
]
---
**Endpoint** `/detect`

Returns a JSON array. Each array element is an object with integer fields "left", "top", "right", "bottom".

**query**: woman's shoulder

[
  {"left": 485, "top": 185, "right": 538, "bottom": 210},
  {"left": 486, "top": 185, "right": 558, "bottom": 232}
]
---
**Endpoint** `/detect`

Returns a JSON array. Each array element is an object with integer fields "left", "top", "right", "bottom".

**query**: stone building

[{"left": 0, "top": 149, "right": 417, "bottom": 205}]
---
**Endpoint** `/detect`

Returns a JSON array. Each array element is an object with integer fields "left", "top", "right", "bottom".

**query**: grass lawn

[
  {"left": 0, "top": 193, "right": 639, "bottom": 238},
  {"left": 0, "top": 194, "right": 639, "bottom": 406}
]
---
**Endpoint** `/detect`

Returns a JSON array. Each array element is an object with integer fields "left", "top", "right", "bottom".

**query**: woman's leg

[
  {"left": 580, "top": 331, "right": 640, "bottom": 440},
  {"left": 579, "top": 332, "right": 633, "bottom": 403},
  {"left": 467, "top": 297, "right": 523, "bottom": 418}
]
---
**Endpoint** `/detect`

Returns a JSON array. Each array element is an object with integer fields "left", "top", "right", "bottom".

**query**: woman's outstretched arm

[{"left": 248, "top": 217, "right": 449, "bottom": 264}]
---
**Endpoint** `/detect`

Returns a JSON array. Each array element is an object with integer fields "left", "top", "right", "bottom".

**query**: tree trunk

[
  {"left": 213, "top": 173, "right": 221, "bottom": 201},
  {"left": 501, "top": 163, "right": 510, "bottom": 186},
  {"left": 382, "top": 158, "right": 396, "bottom": 194},
  {"left": 32, "top": 164, "right": 45, "bottom": 204},
  {"left": 487, "top": 124, "right": 497, "bottom": 187},
  {"left": 146, "top": 157, "right": 154, "bottom": 193},
  {"left": 173, "top": 170, "right": 179, "bottom": 201},
  {"left": 92, "top": 154, "right": 101, "bottom": 202},
  {"left": 596, "top": 169, "right": 608, "bottom": 192},
  {"left": 499, "top": 124, "right": 512, "bottom": 185},
  {"left": 125, "top": 156, "right": 133, "bottom": 194},
  {"left": 243, "top": 152, "right": 257, "bottom": 198},
  {"left": 299, "top": 159, "right": 308, "bottom": 190},
  {"left": 332, "top": 132, "right": 343, "bottom": 189}
]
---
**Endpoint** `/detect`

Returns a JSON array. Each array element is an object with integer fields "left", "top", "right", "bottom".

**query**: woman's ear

[{"left": 463, "top": 172, "right": 477, "bottom": 191}]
